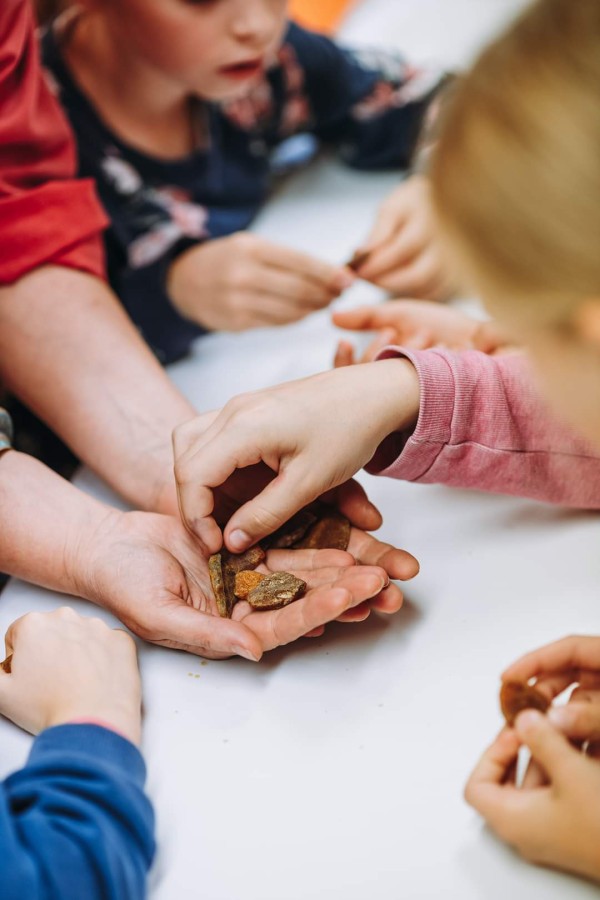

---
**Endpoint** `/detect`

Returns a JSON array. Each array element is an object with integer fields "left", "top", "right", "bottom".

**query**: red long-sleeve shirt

[{"left": 0, "top": 0, "right": 107, "bottom": 284}]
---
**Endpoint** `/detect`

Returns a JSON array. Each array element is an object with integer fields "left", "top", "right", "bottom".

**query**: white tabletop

[{"left": 2, "top": 2, "right": 600, "bottom": 898}]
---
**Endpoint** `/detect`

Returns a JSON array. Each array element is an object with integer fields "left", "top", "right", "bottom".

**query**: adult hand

[
  {"left": 167, "top": 233, "right": 354, "bottom": 331},
  {"left": 72, "top": 509, "right": 417, "bottom": 661},
  {"left": 349, "top": 176, "right": 456, "bottom": 300},
  {"left": 465, "top": 710, "right": 600, "bottom": 883},
  {"left": 173, "top": 359, "right": 421, "bottom": 553},
  {"left": 0, "top": 607, "right": 142, "bottom": 745}
]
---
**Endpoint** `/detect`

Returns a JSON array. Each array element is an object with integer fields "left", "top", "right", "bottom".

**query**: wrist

[
  {"left": 366, "top": 358, "right": 421, "bottom": 440},
  {"left": 64, "top": 505, "right": 125, "bottom": 605},
  {"left": 45, "top": 709, "right": 142, "bottom": 747}
]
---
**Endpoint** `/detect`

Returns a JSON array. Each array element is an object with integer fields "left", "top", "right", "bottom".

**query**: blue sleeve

[
  {"left": 0, "top": 724, "right": 155, "bottom": 900},
  {"left": 284, "top": 22, "right": 447, "bottom": 170}
]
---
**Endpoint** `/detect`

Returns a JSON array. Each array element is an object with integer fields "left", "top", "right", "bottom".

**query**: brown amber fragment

[
  {"left": 247, "top": 572, "right": 307, "bottom": 610},
  {"left": 295, "top": 511, "right": 351, "bottom": 551},
  {"left": 264, "top": 508, "right": 319, "bottom": 550},
  {"left": 208, "top": 553, "right": 232, "bottom": 618},
  {"left": 346, "top": 248, "right": 371, "bottom": 272},
  {"left": 500, "top": 681, "right": 550, "bottom": 726},
  {"left": 234, "top": 570, "right": 266, "bottom": 600},
  {"left": 1, "top": 654, "right": 12, "bottom": 674}
]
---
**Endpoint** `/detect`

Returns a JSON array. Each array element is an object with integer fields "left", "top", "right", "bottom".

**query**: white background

[{"left": 2, "top": 2, "right": 600, "bottom": 898}]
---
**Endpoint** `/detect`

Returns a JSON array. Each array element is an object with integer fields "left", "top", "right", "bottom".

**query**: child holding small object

[
  {"left": 39, "top": 0, "right": 450, "bottom": 363},
  {"left": 0, "top": 608, "right": 155, "bottom": 900},
  {"left": 171, "top": 0, "right": 600, "bottom": 880}
]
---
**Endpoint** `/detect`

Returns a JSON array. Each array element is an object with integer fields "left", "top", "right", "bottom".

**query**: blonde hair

[{"left": 430, "top": 0, "right": 600, "bottom": 322}]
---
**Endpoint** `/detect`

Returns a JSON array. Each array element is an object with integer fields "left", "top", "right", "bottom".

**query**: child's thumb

[{"left": 515, "top": 709, "right": 576, "bottom": 780}]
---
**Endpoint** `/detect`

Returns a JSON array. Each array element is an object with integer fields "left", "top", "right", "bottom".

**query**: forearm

[
  {"left": 368, "top": 348, "right": 600, "bottom": 507},
  {"left": 0, "top": 450, "right": 112, "bottom": 594},
  {"left": 0, "top": 266, "right": 195, "bottom": 512},
  {"left": 1, "top": 725, "right": 155, "bottom": 900}
]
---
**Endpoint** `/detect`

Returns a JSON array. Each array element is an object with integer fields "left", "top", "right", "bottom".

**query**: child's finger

[
  {"left": 259, "top": 242, "right": 354, "bottom": 294},
  {"left": 548, "top": 696, "right": 600, "bottom": 743},
  {"left": 333, "top": 307, "right": 384, "bottom": 332},
  {"left": 521, "top": 756, "right": 549, "bottom": 789},
  {"left": 334, "top": 340, "right": 355, "bottom": 368},
  {"left": 375, "top": 248, "right": 442, "bottom": 298},
  {"left": 359, "top": 221, "right": 427, "bottom": 282},
  {"left": 514, "top": 710, "right": 578, "bottom": 783},
  {"left": 360, "top": 329, "right": 398, "bottom": 363},
  {"left": 502, "top": 635, "right": 600, "bottom": 683},
  {"left": 258, "top": 267, "right": 338, "bottom": 310},
  {"left": 464, "top": 728, "right": 522, "bottom": 819}
]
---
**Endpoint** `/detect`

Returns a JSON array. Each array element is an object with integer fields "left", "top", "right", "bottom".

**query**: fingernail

[
  {"left": 235, "top": 646, "right": 260, "bottom": 662},
  {"left": 229, "top": 529, "right": 251, "bottom": 552}
]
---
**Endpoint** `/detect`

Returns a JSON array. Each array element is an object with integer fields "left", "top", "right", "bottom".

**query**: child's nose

[{"left": 230, "top": 0, "right": 281, "bottom": 46}]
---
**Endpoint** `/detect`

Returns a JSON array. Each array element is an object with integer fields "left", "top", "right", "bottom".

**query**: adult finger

[
  {"left": 514, "top": 710, "right": 578, "bottom": 784},
  {"left": 243, "top": 568, "right": 388, "bottom": 651},
  {"left": 146, "top": 603, "right": 263, "bottom": 661},
  {"left": 330, "top": 479, "right": 382, "bottom": 532},
  {"left": 346, "top": 528, "right": 420, "bottom": 581},
  {"left": 503, "top": 635, "right": 600, "bottom": 684}
]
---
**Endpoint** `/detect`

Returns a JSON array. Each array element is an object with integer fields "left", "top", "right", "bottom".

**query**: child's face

[{"left": 99, "top": 0, "right": 288, "bottom": 100}]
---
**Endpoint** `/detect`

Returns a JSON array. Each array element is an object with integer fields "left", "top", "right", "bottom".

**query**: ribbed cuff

[
  {"left": 366, "top": 346, "right": 456, "bottom": 481},
  {"left": 29, "top": 724, "right": 146, "bottom": 784}
]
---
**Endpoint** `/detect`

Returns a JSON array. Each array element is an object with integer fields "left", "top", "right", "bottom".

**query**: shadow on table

[{"left": 257, "top": 595, "right": 422, "bottom": 672}]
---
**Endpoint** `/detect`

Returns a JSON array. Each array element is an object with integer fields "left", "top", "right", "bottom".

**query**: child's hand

[
  {"left": 71, "top": 509, "right": 419, "bottom": 661},
  {"left": 332, "top": 299, "right": 486, "bottom": 366},
  {"left": 0, "top": 608, "right": 142, "bottom": 745},
  {"left": 173, "top": 359, "right": 421, "bottom": 552},
  {"left": 503, "top": 636, "right": 600, "bottom": 749},
  {"left": 167, "top": 233, "right": 354, "bottom": 331},
  {"left": 349, "top": 176, "right": 455, "bottom": 300},
  {"left": 465, "top": 710, "right": 600, "bottom": 883}
]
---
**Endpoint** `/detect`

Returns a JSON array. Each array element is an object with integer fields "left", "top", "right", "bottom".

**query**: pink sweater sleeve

[{"left": 365, "top": 347, "right": 600, "bottom": 507}]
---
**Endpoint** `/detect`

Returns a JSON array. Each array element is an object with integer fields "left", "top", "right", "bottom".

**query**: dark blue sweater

[
  {"left": 43, "top": 21, "right": 444, "bottom": 363},
  {"left": 1, "top": 724, "right": 155, "bottom": 900}
]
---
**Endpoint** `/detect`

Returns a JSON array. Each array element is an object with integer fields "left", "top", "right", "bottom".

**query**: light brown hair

[{"left": 430, "top": 0, "right": 600, "bottom": 322}]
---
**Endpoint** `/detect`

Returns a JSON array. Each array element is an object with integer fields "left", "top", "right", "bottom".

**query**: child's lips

[{"left": 219, "top": 58, "right": 264, "bottom": 80}]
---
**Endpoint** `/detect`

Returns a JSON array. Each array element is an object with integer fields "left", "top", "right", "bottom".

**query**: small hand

[
  {"left": 167, "top": 233, "right": 354, "bottom": 331},
  {"left": 333, "top": 299, "right": 485, "bottom": 367},
  {"left": 0, "top": 607, "right": 142, "bottom": 745},
  {"left": 350, "top": 176, "right": 456, "bottom": 300},
  {"left": 172, "top": 360, "right": 421, "bottom": 552},
  {"left": 465, "top": 710, "right": 600, "bottom": 883}
]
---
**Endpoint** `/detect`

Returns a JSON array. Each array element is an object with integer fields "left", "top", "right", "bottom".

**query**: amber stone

[
  {"left": 295, "top": 511, "right": 351, "bottom": 551},
  {"left": 247, "top": 572, "right": 307, "bottom": 610},
  {"left": 500, "top": 681, "right": 550, "bottom": 726},
  {"left": 234, "top": 570, "right": 266, "bottom": 601}
]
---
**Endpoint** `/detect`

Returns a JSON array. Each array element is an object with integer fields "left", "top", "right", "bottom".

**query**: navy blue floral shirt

[{"left": 43, "top": 20, "right": 445, "bottom": 363}]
